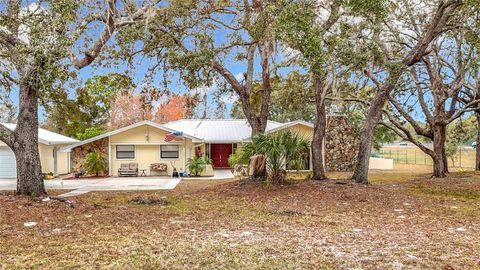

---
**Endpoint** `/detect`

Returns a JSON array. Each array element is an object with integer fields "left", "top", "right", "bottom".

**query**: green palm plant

[
  {"left": 84, "top": 152, "right": 107, "bottom": 176},
  {"left": 228, "top": 148, "right": 249, "bottom": 167},
  {"left": 242, "top": 130, "right": 310, "bottom": 184},
  {"left": 282, "top": 131, "right": 310, "bottom": 170},
  {"left": 187, "top": 156, "right": 207, "bottom": 176},
  {"left": 200, "top": 155, "right": 212, "bottom": 165}
]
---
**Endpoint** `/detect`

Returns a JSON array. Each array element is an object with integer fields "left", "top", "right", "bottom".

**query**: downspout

[
  {"left": 108, "top": 136, "right": 112, "bottom": 176},
  {"left": 53, "top": 146, "right": 57, "bottom": 176}
]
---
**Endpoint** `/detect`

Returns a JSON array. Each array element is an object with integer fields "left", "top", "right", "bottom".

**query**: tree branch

[
  {"left": 448, "top": 99, "right": 480, "bottom": 123},
  {"left": 69, "top": 0, "right": 152, "bottom": 69},
  {"left": 402, "top": 0, "right": 462, "bottom": 66},
  {"left": 0, "top": 123, "right": 13, "bottom": 148},
  {"left": 410, "top": 68, "right": 433, "bottom": 125},
  {"left": 0, "top": 28, "right": 25, "bottom": 48},
  {"left": 211, "top": 61, "right": 245, "bottom": 96},
  {"left": 245, "top": 43, "right": 256, "bottom": 96},
  {"left": 363, "top": 69, "right": 382, "bottom": 89},
  {"left": 326, "top": 96, "right": 369, "bottom": 106},
  {"left": 382, "top": 111, "right": 435, "bottom": 157},
  {"left": 388, "top": 95, "right": 432, "bottom": 138},
  {"left": 322, "top": 0, "right": 341, "bottom": 32}
]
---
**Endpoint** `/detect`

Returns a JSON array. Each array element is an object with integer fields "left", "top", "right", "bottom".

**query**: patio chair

[{"left": 118, "top": 162, "right": 138, "bottom": 177}]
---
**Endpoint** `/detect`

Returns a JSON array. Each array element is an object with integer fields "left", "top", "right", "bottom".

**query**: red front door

[{"left": 210, "top": 144, "right": 232, "bottom": 168}]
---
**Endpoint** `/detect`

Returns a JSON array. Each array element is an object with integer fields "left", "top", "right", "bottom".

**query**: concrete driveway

[{"left": 0, "top": 177, "right": 181, "bottom": 197}]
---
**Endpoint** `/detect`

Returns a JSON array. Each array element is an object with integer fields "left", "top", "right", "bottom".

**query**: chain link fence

[{"left": 374, "top": 146, "right": 476, "bottom": 168}]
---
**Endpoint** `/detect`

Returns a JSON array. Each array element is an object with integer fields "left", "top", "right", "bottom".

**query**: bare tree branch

[
  {"left": 211, "top": 60, "right": 246, "bottom": 96},
  {"left": 363, "top": 69, "right": 382, "bottom": 88},
  {"left": 448, "top": 99, "right": 480, "bottom": 123},
  {"left": 69, "top": 0, "right": 152, "bottom": 69},
  {"left": 388, "top": 95, "right": 432, "bottom": 138},
  {"left": 322, "top": 0, "right": 341, "bottom": 32},
  {"left": 382, "top": 110, "right": 435, "bottom": 157},
  {"left": 410, "top": 68, "right": 433, "bottom": 125},
  {"left": 245, "top": 43, "right": 256, "bottom": 96},
  {"left": 0, "top": 123, "right": 13, "bottom": 148},
  {"left": 402, "top": 0, "right": 462, "bottom": 66}
]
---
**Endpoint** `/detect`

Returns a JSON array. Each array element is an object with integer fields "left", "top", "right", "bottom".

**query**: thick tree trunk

[
  {"left": 432, "top": 156, "right": 446, "bottom": 178},
  {"left": 13, "top": 79, "right": 45, "bottom": 196},
  {"left": 476, "top": 111, "right": 480, "bottom": 171},
  {"left": 442, "top": 145, "right": 448, "bottom": 173},
  {"left": 352, "top": 86, "right": 392, "bottom": 184},
  {"left": 311, "top": 76, "right": 327, "bottom": 180},
  {"left": 255, "top": 41, "right": 272, "bottom": 135},
  {"left": 247, "top": 114, "right": 268, "bottom": 136},
  {"left": 432, "top": 124, "right": 447, "bottom": 178}
]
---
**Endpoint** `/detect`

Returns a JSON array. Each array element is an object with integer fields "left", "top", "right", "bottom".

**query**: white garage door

[{"left": 0, "top": 146, "right": 16, "bottom": 178}]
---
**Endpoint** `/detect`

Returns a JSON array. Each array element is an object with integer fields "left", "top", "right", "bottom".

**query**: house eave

[
  {"left": 60, "top": 120, "right": 202, "bottom": 152},
  {"left": 203, "top": 140, "right": 243, "bottom": 144}
]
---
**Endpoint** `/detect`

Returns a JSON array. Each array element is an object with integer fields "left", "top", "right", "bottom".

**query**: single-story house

[
  {"left": 0, "top": 117, "right": 391, "bottom": 179},
  {"left": 0, "top": 124, "right": 78, "bottom": 178},
  {"left": 61, "top": 119, "right": 315, "bottom": 177}
]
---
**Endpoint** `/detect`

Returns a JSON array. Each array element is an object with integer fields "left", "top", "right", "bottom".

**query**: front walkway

[
  {"left": 0, "top": 177, "right": 181, "bottom": 197},
  {"left": 182, "top": 169, "right": 234, "bottom": 180}
]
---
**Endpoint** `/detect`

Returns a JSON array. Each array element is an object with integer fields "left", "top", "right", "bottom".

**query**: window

[
  {"left": 116, "top": 145, "right": 135, "bottom": 159},
  {"left": 232, "top": 143, "right": 238, "bottom": 153},
  {"left": 161, "top": 145, "right": 179, "bottom": 159}
]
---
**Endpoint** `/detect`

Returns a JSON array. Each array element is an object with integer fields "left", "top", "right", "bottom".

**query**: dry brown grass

[{"left": 1, "top": 172, "right": 479, "bottom": 270}]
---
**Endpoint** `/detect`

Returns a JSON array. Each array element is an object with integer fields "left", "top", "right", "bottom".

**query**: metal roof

[
  {"left": 163, "top": 119, "right": 285, "bottom": 143},
  {"left": 264, "top": 120, "right": 314, "bottom": 134},
  {"left": 1, "top": 123, "right": 79, "bottom": 145},
  {"left": 57, "top": 119, "right": 313, "bottom": 152}
]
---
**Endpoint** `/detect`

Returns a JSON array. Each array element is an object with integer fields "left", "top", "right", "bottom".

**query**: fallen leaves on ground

[{"left": 0, "top": 170, "right": 479, "bottom": 269}]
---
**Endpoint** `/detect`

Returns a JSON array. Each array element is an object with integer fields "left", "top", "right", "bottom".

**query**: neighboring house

[
  {"left": 0, "top": 124, "right": 78, "bottom": 178},
  {"left": 62, "top": 119, "right": 315, "bottom": 177}
]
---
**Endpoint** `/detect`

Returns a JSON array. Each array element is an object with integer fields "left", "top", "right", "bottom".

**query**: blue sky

[
  {"left": 6, "top": 1, "right": 464, "bottom": 125},
  {"left": 10, "top": 40, "right": 246, "bottom": 122},
  {"left": 6, "top": 1, "right": 259, "bottom": 121}
]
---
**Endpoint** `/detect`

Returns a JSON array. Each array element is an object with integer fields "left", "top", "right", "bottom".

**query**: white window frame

[
  {"left": 160, "top": 144, "right": 180, "bottom": 160},
  {"left": 115, "top": 145, "right": 136, "bottom": 160}
]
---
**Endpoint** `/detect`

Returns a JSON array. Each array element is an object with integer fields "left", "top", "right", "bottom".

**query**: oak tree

[
  {"left": 384, "top": 33, "right": 480, "bottom": 177},
  {"left": 0, "top": 0, "right": 153, "bottom": 195},
  {"left": 129, "top": 0, "right": 281, "bottom": 134},
  {"left": 351, "top": 0, "right": 463, "bottom": 183}
]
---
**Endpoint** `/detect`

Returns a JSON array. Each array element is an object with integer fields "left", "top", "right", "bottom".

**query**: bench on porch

[
  {"left": 118, "top": 162, "right": 138, "bottom": 177},
  {"left": 150, "top": 163, "right": 168, "bottom": 176}
]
